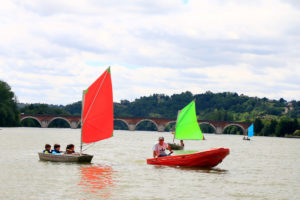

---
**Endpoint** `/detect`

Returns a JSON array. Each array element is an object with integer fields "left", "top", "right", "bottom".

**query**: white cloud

[{"left": 0, "top": 0, "right": 299, "bottom": 104}]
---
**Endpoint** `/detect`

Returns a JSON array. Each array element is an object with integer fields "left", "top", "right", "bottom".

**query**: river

[{"left": 0, "top": 128, "right": 299, "bottom": 200}]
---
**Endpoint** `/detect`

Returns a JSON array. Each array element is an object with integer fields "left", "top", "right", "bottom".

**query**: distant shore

[{"left": 285, "top": 135, "right": 300, "bottom": 139}]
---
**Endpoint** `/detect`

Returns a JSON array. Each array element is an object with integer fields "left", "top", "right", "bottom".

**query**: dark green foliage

[
  {"left": 114, "top": 120, "right": 129, "bottom": 130},
  {"left": 114, "top": 91, "right": 289, "bottom": 120},
  {"left": 203, "top": 109, "right": 234, "bottom": 121},
  {"left": 0, "top": 80, "right": 19, "bottom": 127},
  {"left": 293, "top": 130, "right": 300, "bottom": 136},
  {"left": 114, "top": 92, "right": 193, "bottom": 118},
  {"left": 48, "top": 119, "right": 70, "bottom": 128},
  {"left": 254, "top": 118, "right": 263, "bottom": 133},
  {"left": 223, "top": 126, "right": 243, "bottom": 135},
  {"left": 260, "top": 119, "right": 278, "bottom": 136},
  {"left": 135, "top": 121, "right": 157, "bottom": 131},
  {"left": 20, "top": 104, "right": 70, "bottom": 115},
  {"left": 275, "top": 118, "right": 299, "bottom": 137},
  {"left": 199, "top": 124, "right": 215, "bottom": 133},
  {"left": 21, "top": 118, "right": 41, "bottom": 127},
  {"left": 64, "top": 101, "right": 82, "bottom": 115},
  {"left": 165, "top": 122, "right": 176, "bottom": 132}
]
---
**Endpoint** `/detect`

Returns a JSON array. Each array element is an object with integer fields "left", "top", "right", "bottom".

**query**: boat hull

[
  {"left": 147, "top": 148, "right": 229, "bottom": 168},
  {"left": 168, "top": 143, "right": 184, "bottom": 150},
  {"left": 38, "top": 153, "right": 93, "bottom": 163}
]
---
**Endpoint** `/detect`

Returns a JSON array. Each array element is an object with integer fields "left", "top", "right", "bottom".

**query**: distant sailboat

[
  {"left": 147, "top": 100, "right": 229, "bottom": 168},
  {"left": 39, "top": 67, "right": 113, "bottom": 163},
  {"left": 243, "top": 124, "right": 253, "bottom": 140}
]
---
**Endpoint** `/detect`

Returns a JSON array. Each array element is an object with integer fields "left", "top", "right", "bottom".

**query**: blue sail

[{"left": 248, "top": 124, "right": 254, "bottom": 137}]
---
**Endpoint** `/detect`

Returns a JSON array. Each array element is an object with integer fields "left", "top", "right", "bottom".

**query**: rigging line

[
  {"left": 82, "top": 143, "right": 95, "bottom": 152},
  {"left": 82, "top": 69, "right": 109, "bottom": 125}
]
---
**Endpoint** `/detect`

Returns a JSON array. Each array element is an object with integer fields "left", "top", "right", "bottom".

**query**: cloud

[{"left": 0, "top": 0, "right": 299, "bottom": 104}]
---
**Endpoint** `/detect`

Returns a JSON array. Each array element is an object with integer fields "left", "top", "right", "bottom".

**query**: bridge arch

[
  {"left": 20, "top": 116, "right": 42, "bottom": 127},
  {"left": 164, "top": 121, "right": 176, "bottom": 131},
  {"left": 165, "top": 121, "right": 176, "bottom": 127},
  {"left": 114, "top": 119, "right": 130, "bottom": 130},
  {"left": 199, "top": 122, "right": 217, "bottom": 133},
  {"left": 48, "top": 117, "right": 71, "bottom": 128},
  {"left": 135, "top": 119, "right": 158, "bottom": 131},
  {"left": 223, "top": 123, "right": 246, "bottom": 135}
]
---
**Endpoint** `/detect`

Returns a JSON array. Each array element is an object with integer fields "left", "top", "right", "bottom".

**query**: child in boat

[
  {"left": 179, "top": 140, "right": 184, "bottom": 147},
  {"left": 52, "top": 144, "right": 63, "bottom": 155},
  {"left": 43, "top": 144, "right": 52, "bottom": 154},
  {"left": 65, "top": 144, "right": 75, "bottom": 154}
]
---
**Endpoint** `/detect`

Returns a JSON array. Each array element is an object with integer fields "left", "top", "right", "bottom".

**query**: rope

[{"left": 81, "top": 143, "right": 95, "bottom": 152}]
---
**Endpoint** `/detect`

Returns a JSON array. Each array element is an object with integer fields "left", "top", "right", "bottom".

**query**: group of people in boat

[
  {"left": 43, "top": 137, "right": 183, "bottom": 158},
  {"left": 43, "top": 144, "right": 77, "bottom": 155},
  {"left": 243, "top": 136, "right": 251, "bottom": 140}
]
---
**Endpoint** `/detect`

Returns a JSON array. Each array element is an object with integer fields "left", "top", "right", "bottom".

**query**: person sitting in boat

[
  {"left": 153, "top": 137, "right": 173, "bottom": 158},
  {"left": 52, "top": 144, "right": 63, "bottom": 155},
  {"left": 65, "top": 144, "right": 75, "bottom": 154},
  {"left": 43, "top": 144, "right": 52, "bottom": 154},
  {"left": 179, "top": 140, "right": 184, "bottom": 147}
]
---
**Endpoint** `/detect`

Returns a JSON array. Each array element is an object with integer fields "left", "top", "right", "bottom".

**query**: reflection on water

[
  {"left": 78, "top": 165, "right": 115, "bottom": 198},
  {"left": 177, "top": 167, "right": 228, "bottom": 174},
  {"left": 154, "top": 165, "right": 228, "bottom": 174}
]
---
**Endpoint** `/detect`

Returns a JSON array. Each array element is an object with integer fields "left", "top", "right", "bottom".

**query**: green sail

[{"left": 175, "top": 101, "right": 204, "bottom": 140}]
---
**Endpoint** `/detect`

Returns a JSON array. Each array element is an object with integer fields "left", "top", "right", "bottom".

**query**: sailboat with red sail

[{"left": 39, "top": 67, "right": 113, "bottom": 163}]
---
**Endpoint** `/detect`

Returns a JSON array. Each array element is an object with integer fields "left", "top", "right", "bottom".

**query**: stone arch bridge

[{"left": 20, "top": 114, "right": 252, "bottom": 134}]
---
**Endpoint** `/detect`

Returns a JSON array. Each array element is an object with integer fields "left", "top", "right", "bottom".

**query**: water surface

[{"left": 0, "top": 128, "right": 299, "bottom": 200}]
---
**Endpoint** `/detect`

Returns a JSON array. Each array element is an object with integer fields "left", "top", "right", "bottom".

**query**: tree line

[
  {"left": 0, "top": 80, "right": 19, "bottom": 126},
  {"left": 254, "top": 118, "right": 300, "bottom": 137}
]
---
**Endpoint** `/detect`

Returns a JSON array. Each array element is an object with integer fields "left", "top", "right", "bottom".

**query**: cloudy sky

[{"left": 0, "top": 0, "right": 299, "bottom": 105}]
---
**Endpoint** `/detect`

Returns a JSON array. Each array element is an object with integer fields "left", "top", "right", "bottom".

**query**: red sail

[{"left": 82, "top": 68, "right": 113, "bottom": 144}]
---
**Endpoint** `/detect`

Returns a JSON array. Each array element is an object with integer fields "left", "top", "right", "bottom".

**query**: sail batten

[
  {"left": 81, "top": 67, "right": 113, "bottom": 144},
  {"left": 175, "top": 101, "right": 203, "bottom": 140}
]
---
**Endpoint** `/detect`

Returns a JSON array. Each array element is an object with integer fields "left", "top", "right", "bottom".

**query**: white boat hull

[{"left": 38, "top": 153, "right": 93, "bottom": 163}]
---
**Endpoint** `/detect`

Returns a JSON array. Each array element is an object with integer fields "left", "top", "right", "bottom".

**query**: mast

[
  {"left": 80, "top": 90, "right": 86, "bottom": 154},
  {"left": 173, "top": 110, "right": 181, "bottom": 143}
]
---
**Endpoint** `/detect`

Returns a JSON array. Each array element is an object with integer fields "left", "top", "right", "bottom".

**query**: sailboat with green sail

[
  {"left": 147, "top": 100, "right": 230, "bottom": 168},
  {"left": 168, "top": 100, "right": 203, "bottom": 150}
]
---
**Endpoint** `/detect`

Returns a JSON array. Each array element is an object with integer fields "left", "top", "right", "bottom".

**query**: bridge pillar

[
  {"left": 215, "top": 126, "right": 223, "bottom": 134},
  {"left": 157, "top": 125, "right": 165, "bottom": 132},
  {"left": 128, "top": 124, "right": 136, "bottom": 131},
  {"left": 70, "top": 121, "right": 78, "bottom": 129},
  {"left": 244, "top": 128, "right": 247, "bottom": 136},
  {"left": 41, "top": 120, "right": 49, "bottom": 128}
]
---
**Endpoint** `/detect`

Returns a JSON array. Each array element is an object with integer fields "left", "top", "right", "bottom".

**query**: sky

[{"left": 0, "top": 0, "right": 299, "bottom": 105}]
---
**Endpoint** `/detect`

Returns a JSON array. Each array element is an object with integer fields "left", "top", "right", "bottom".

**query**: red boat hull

[{"left": 147, "top": 148, "right": 230, "bottom": 168}]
